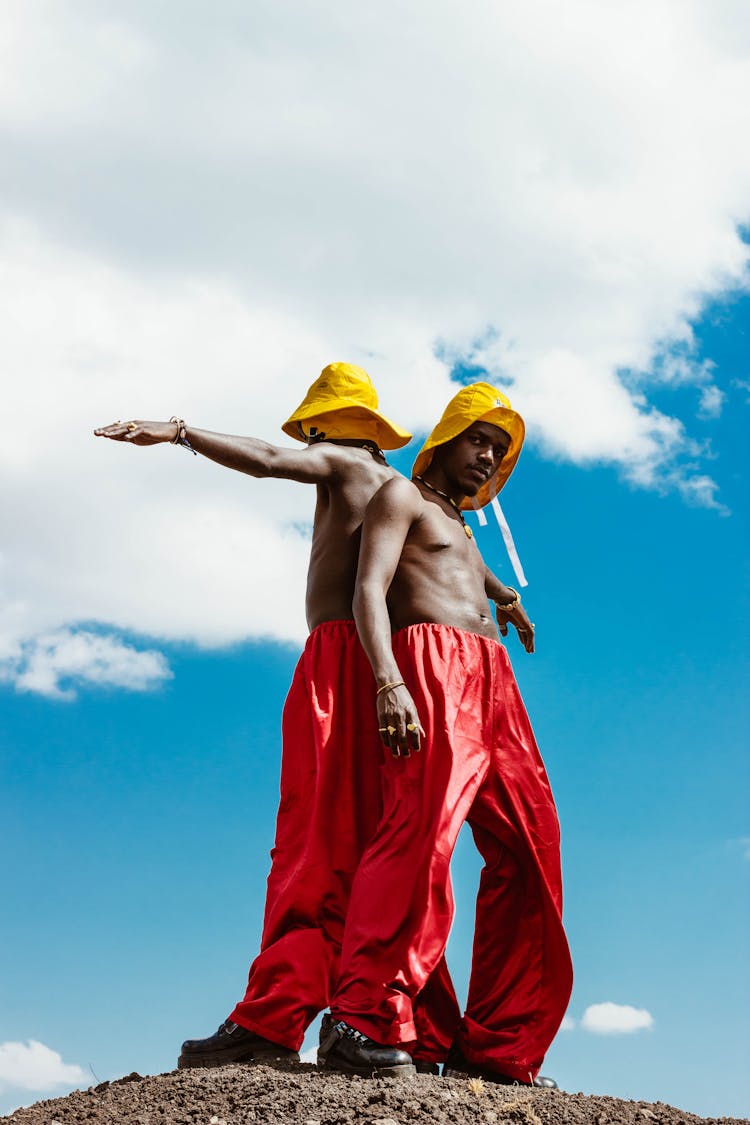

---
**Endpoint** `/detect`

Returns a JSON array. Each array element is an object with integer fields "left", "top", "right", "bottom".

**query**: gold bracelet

[
  {"left": 495, "top": 587, "right": 520, "bottom": 613},
  {"left": 376, "top": 680, "right": 405, "bottom": 697}
]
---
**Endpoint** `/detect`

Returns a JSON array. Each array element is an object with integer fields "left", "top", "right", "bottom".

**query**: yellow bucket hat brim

[
  {"left": 411, "top": 382, "right": 525, "bottom": 510},
  {"left": 281, "top": 362, "right": 412, "bottom": 451}
]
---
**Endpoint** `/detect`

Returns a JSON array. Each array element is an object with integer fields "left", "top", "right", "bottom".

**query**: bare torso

[
  {"left": 306, "top": 446, "right": 396, "bottom": 629},
  {"left": 386, "top": 488, "right": 498, "bottom": 641}
]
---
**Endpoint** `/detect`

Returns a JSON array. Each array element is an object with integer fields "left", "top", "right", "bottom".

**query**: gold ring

[
  {"left": 127, "top": 423, "right": 137, "bottom": 431},
  {"left": 406, "top": 723, "right": 417, "bottom": 732},
  {"left": 387, "top": 726, "right": 396, "bottom": 736}
]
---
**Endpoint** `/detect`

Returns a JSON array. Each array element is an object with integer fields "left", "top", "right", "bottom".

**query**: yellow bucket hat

[
  {"left": 411, "top": 382, "right": 525, "bottom": 510},
  {"left": 281, "top": 362, "right": 412, "bottom": 451}
]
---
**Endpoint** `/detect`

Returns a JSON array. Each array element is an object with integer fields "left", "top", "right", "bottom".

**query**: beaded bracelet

[{"left": 169, "top": 416, "right": 197, "bottom": 455}]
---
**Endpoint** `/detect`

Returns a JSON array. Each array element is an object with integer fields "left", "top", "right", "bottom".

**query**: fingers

[
  {"left": 516, "top": 622, "right": 535, "bottom": 653},
  {"left": 93, "top": 420, "right": 139, "bottom": 441},
  {"left": 377, "top": 711, "right": 400, "bottom": 757},
  {"left": 378, "top": 686, "right": 403, "bottom": 757},
  {"left": 406, "top": 718, "right": 426, "bottom": 754},
  {"left": 378, "top": 688, "right": 425, "bottom": 758},
  {"left": 494, "top": 607, "right": 509, "bottom": 636},
  {"left": 389, "top": 709, "right": 411, "bottom": 758},
  {"left": 378, "top": 722, "right": 400, "bottom": 757}
]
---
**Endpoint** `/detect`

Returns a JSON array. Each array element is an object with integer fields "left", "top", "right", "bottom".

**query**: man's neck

[
  {"left": 320, "top": 437, "right": 386, "bottom": 462},
  {"left": 420, "top": 468, "right": 465, "bottom": 507}
]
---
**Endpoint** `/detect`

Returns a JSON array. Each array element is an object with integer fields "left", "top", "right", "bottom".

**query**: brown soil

[{"left": 2, "top": 1062, "right": 746, "bottom": 1125}]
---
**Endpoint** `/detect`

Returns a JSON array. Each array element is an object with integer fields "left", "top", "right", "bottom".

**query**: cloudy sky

[{"left": 1, "top": 0, "right": 748, "bottom": 1118}]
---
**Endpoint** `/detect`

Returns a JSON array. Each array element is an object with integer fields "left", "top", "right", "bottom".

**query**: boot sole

[
  {"left": 177, "top": 1048, "right": 299, "bottom": 1069},
  {"left": 444, "top": 1065, "right": 554, "bottom": 1088},
  {"left": 317, "top": 1051, "right": 416, "bottom": 1078},
  {"left": 444, "top": 1065, "right": 516, "bottom": 1084}
]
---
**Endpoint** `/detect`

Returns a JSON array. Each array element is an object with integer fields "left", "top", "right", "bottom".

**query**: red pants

[
  {"left": 230, "top": 621, "right": 460, "bottom": 1058},
  {"left": 331, "top": 624, "right": 573, "bottom": 1081}
]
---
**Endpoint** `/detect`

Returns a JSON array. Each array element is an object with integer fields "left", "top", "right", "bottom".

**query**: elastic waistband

[
  {"left": 392, "top": 621, "right": 503, "bottom": 649},
  {"left": 306, "top": 619, "right": 357, "bottom": 642}
]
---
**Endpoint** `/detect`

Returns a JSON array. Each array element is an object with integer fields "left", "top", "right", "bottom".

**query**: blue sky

[
  {"left": 1, "top": 2, "right": 749, "bottom": 1120},
  {"left": 2, "top": 291, "right": 747, "bottom": 1118}
]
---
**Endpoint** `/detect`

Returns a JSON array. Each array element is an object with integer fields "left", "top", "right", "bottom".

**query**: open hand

[
  {"left": 495, "top": 603, "right": 535, "bottom": 654},
  {"left": 377, "top": 683, "right": 425, "bottom": 758},
  {"left": 93, "top": 420, "right": 178, "bottom": 446}
]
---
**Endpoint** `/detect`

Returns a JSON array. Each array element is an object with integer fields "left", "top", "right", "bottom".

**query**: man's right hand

[
  {"left": 93, "top": 420, "right": 178, "bottom": 445},
  {"left": 376, "top": 683, "right": 425, "bottom": 758}
]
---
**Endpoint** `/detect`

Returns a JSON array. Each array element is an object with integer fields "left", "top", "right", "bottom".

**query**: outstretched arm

[
  {"left": 484, "top": 565, "right": 535, "bottom": 653},
  {"left": 93, "top": 419, "right": 342, "bottom": 484},
  {"left": 353, "top": 478, "right": 425, "bottom": 758}
]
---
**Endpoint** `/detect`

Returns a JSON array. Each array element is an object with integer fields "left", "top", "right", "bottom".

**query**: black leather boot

[
  {"left": 318, "top": 1018, "right": 416, "bottom": 1077},
  {"left": 443, "top": 1044, "right": 558, "bottom": 1088},
  {"left": 319, "top": 1012, "right": 437, "bottom": 1076},
  {"left": 414, "top": 1060, "right": 441, "bottom": 1075},
  {"left": 178, "top": 1019, "right": 299, "bottom": 1069}
]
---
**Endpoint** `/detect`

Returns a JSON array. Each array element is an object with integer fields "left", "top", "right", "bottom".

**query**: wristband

[{"left": 169, "top": 416, "right": 197, "bottom": 455}]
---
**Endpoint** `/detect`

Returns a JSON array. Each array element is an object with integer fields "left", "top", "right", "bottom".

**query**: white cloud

[
  {"left": 1, "top": 629, "right": 172, "bottom": 700},
  {"left": 580, "top": 1002, "right": 654, "bottom": 1035},
  {"left": 0, "top": 1039, "right": 87, "bottom": 1093},
  {"left": 0, "top": 0, "right": 749, "bottom": 681},
  {"left": 673, "top": 472, "right": 729, "bottom": 514},
  {"left": 698, "top": 385, "right": 726, "bottom": 418},
  {"left": 559, "top": 1015, "right": 576, "bottom": 1031}
]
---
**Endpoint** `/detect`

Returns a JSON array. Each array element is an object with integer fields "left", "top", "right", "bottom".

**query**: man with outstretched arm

[
  {"left": 95, "top": 365, "right": 531, "bottom": 1072},
  {"left": 318, "top": 383, "right": 572, "bottom": 1083}
]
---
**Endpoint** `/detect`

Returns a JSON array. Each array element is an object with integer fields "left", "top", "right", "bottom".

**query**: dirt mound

[{"left": 2, "top": 1062, "right": 746, "bottom": 1125}]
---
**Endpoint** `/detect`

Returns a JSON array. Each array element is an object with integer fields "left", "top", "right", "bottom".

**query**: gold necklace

[{"left": 415, "top": 476, "right": 473, "bottom": 539}]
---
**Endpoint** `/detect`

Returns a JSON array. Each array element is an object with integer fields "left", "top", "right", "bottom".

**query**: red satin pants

[
  {"left": 230, "top": 621, "right": 460, "bottom": 1058},
  {"left": 331, "top": 624, "right": 573, "bottom": 1081}
]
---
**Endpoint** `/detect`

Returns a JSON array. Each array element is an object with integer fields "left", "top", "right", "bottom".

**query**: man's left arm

[{"left": 485, "top": 566, "right": 535, "bottom": 653}]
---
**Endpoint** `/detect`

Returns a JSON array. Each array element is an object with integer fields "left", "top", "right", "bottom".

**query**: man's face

[{"left": 438, "top": 421, "right": 511, "bottom": 497}]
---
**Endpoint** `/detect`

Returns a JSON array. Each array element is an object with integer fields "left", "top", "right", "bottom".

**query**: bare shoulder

[
  {"left": 299, "top": 441, "right": 346, "bottom": 473},
  {"left": 368, "top": 476, "right": 423, "bottom": 518},
  {"left": 301, "top": 442, "right": 394, "bottom": 482}
]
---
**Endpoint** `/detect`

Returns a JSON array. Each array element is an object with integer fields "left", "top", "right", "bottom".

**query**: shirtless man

[
  {"left": 95, "top": 365, "right": 531, "bottom": 1072},
  {"left": 318, "top": 383, "right": 572, "bottom": 1083}
]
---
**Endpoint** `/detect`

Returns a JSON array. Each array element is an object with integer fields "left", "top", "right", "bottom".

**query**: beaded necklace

[{"left": 414, "top": 475, "right": 473, "bottom": 539}]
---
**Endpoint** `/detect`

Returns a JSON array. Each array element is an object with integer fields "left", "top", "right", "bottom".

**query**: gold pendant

[{"left": 465, "top": 525, "right": 473, "bottom": 539}]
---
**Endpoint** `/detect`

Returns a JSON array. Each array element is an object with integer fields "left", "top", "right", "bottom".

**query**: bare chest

[{"left": 408, "top": 506, "right": 484, "bottom": 580}]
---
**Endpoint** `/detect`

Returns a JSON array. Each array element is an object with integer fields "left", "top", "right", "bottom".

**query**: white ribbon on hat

[
  {"left": 470, "top": 495, "right": 528, "bottom": 588},
  {"left": 490, "top": 496, "right": 528, "bottom": 587}
]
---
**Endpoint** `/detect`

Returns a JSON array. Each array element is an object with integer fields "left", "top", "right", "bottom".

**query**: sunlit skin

[
  {"left": 93, "top": 418, "right": 531, "bottom": 639},
  {"left": 353, "top": 420, "right": 535, "bottom": 758}
]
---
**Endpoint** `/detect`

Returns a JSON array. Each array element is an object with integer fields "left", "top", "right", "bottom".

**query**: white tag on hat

[{"left": 490, "top": 496, "right": 528, "bottom": 588}]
